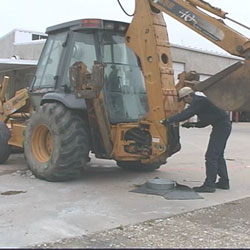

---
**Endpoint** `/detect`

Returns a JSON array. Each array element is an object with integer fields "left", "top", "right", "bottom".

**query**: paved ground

[
  {"left": 0, "top": 122, "right": 250, "bottom": 248},
  {"left": 37, "top": 197, "right": 250, "bottom": 248}
]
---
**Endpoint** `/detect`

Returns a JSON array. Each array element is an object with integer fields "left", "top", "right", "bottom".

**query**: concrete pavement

[{"left": 0, "top": 122, "right": 249, "bottom": 248}]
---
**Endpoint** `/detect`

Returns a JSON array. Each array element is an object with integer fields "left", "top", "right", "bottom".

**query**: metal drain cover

[{"left": 146, "top": 178, "right": 176, "bottom": 190}]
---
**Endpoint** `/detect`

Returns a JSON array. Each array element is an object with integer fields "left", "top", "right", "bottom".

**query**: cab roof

[{"left": 46, "top": 19, "right": 129, "bottom": 34}]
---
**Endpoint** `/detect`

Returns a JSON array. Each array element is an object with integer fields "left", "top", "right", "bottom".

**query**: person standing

[{"left": 161, "top": 87, "right": 232, "bottom": 193}]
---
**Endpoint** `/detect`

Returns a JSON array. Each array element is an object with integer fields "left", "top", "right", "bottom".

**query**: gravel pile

[{"left": 34, "top": 197, "right": 250, "bottom": 249}]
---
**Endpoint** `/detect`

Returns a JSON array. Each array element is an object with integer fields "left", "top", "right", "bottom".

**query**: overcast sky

[{"left": 1, "top": 0, "right": 249, "bottom": 55}]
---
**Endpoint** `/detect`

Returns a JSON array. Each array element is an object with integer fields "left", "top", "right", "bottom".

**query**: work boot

[
  {"left": 193, "top": 184, "right": 216, "bottom": 193},
  {"left": 215, "top": 181, "right": 230, "bottom": 190}
]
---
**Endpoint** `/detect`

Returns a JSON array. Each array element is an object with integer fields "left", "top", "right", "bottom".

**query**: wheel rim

[{"left": 31, "top": 124, "right": 53, "bottom": 163}]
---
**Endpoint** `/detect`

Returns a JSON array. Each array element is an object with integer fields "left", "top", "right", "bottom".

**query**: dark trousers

[{"left": 204, "top": 119, "right": 232, "bottom": 187}]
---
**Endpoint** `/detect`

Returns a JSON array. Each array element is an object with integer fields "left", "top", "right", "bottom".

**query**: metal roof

[{"left": 0, "top": 59, "right": 37, "bottom": 73}]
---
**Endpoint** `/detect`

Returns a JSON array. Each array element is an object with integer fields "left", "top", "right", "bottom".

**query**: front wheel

[
  {"left": 0, "top": 122, "right": 11, "bottom": 164},
  {"left": 116, "top": 160, "right": 161, "bottom": 172},
  {"left": 24, "top": 102, "right": 90, "bottom": 181}
]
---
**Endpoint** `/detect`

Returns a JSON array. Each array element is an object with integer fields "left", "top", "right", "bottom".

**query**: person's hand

[
  {"left": 181, "top": 122, "right": 196, "bottom": 128},
  {"left": 160, "top": 119, "right": 169, "bottom": 126}
]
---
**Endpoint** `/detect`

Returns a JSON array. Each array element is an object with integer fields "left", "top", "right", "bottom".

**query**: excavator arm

[
  {"left": 148, "top": 0, "right": 250, "bottom": 111},
  {"left": 149, "top": 0, "right": 250, "bottom": 59}
]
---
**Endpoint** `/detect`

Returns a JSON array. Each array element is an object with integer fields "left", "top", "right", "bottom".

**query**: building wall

[
  {"left": 171, "top": 44, "right": 241, "bottom": 75},
  {"left": 0, "top": 31, "right": 15, "bottom": 58},
  {"left": 0, "top": 30, "right": 46, "bottom": 60},
  {"left": 14, "top": 42, "right": 44, "bottom": 60}
]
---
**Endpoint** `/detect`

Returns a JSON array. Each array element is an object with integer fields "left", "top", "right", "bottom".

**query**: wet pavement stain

[{"left": 1, "top": 190, "right": 27, "bottom": 195}]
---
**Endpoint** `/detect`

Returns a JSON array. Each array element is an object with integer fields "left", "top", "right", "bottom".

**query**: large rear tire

[
  {"left": 116, "top": 160, "right": 161, "bottom": 172},
  {"left": 24, "top": 102, "right": 90, "bottom": 181},
  {"left": 0, "top": 122, "right": 11, "bottom": 164}
]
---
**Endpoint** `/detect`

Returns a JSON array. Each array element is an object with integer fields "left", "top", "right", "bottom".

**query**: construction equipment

[
  {"left": 4, "top": 0, "right": 248, "bottom": 181},
  {"left": 0, "top": 76, "right": 31, "bottom": 163},
  {"left": 149, "top": 0, "right": 250, "bottom": 111}
]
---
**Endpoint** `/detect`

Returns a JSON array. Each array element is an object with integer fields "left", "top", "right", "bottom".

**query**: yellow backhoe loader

[
  {"left": 0, "top": 76, "right": 31, "bottom": 163},
  {"left": 1, "top": 0, "right": 250, "bottom": 181}
]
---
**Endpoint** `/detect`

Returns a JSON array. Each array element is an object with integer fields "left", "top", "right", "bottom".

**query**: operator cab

[{"left": 30, "top": 19, "right": 149, "bottom": 124}]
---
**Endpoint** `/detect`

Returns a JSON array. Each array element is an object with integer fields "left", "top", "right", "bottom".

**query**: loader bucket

[{"left": 195, "top": 60, "right": 250, "bottom": 111}]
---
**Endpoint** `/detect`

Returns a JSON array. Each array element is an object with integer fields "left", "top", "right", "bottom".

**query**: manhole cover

[{"left": 146, "top": 179, "right": 176, "bottom": 190}]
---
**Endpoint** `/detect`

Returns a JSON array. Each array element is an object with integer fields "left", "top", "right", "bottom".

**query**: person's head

[{"left": 178, "top": 87, "right": 194, "bottom": 104}]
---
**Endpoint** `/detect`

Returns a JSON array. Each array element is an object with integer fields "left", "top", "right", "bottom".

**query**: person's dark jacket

[{"left": 168, "top": 94, "right": 229, "bottom": 127}]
